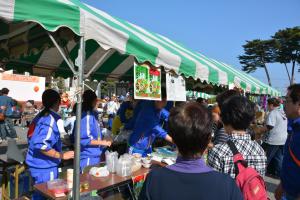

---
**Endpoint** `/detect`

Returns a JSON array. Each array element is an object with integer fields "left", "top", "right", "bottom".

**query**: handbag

[
  {"left": 0, "top": 107, "right": 6, "bottom": 121},
  {"left": 0, "top": 113, "right": 5, "bottom": 121}
]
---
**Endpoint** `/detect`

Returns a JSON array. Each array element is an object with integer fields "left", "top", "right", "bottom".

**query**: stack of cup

[{"left": 67, "top": 169, "right": 73, "bottom": 189}]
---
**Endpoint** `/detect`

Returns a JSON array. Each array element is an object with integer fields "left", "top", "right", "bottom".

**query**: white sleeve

[
  {"left": 266, "top": 111, "right": 276, "bottom": 127},
  {"left": 57, "top": 119, "right": 67, "bottom": 135}
]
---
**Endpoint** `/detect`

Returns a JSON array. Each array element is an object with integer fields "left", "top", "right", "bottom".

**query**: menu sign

[
  {"left": 134, "top": 64, "right": 161, "bottom": 100},
  {"left": 166, "top": 72, "right": 186, "bottom": 101}
]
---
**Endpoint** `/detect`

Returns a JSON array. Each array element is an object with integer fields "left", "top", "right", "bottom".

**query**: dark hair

[
  {"left": 168, "top": 102, "right": 212, "bottom": 158},
  {"left": 40, "top": 89, "right": 61, "bottom": 116},
  {"left": 1, "top": 88, "right": 9, "bottom": 95},
  {"left": 267, "top": 98, "right": 280, "bottom": 107},
  {"left": 196, "top": 97, "right": 205, "bottom": 104},
  {"left": 221, "top": 96, "right": 255, "bottom": 131},
  {"left": 82, "top": 90, "right": 97, "bottom": 112},
  {"left": 288, "top": 84, "right": 300, "bottom": 104},
  {"left": 216, "top": 90, "right": 240, "bottom": 110}
]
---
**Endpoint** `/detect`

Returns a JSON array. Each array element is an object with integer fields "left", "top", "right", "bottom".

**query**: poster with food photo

[{"left": 134, "top": 64, "right": 161, "bottom": 100}]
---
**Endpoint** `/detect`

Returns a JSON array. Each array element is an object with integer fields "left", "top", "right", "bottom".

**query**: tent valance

[{"left": 0, "top": 0, "right": 280, "bottom": 96}]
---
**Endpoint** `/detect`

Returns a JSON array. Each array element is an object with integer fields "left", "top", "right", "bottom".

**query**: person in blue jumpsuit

[
  {"left": 26, "top": 89, "right": 74, "bottom": 200},
  {"left": 118, "top": 99, "right": 133, "bottom": 125},
  {"left": 124, "top": 100, "right": 146, "bottom": 130},
  {"left": 78, "top": 90, "right": 112, "bottom": 172},
  {"left": 128, "top": 90, "right": 173, "bottom": 157}
]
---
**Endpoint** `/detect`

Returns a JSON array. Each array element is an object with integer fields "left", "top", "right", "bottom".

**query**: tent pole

[{"left": 73, "top": 36, "right": 85, "bottom": 200}]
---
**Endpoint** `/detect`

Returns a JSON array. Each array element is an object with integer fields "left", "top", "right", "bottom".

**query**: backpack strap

[
  {"left": 227, "top": 140, "right": 248, "bottom": 177},
  {"left": 227, "top": 140, "right": 239, "bottom": 155},
  {"left": 289, "top": 147, "right": 300, "bottom": 167}
]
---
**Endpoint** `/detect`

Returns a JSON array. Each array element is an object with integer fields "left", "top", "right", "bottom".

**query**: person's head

[
  {"left": 168, "top": 102, "right": 212, "bottom": 158},
  {"left": 154, "top": 87, "right": 167, "bottom": 110},
  {"left": 211, "top": 105, "right": 221, "bottom": 123},
  {"left": 82, "top": 90, "right": 98, "bottom": 111},
  {"left": 41, "top": 89, "right": 61, "bottom": 113},
  {"left": 221, "top": 96, "right": 255, "bottom": 133},
  {"left": 216, "top": 89, "right": 240, "bottom": 110},
  {"left": 119, "top": 95, "right": 125, "bottom": 103},
  {"left": 196, "top": 97, "right": 207, "bottom": 106},
  {"left": 111, "top": 95, "right": 116, "bottom": 101},
  {"left": 1, "top": 88, "right": 9, "bottom": 96},
  {"left": 267, "top": 98, "right": 280, "bottom": 111},
  {"left": 285, "top": 84, "right": 300, "bottom": 119},
  {"left": 61, "top": 92, "right": 69, "bottom": 101}
]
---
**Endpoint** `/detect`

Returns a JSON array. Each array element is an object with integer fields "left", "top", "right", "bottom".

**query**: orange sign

[{"left": 1, "top": 74, "right": 39, "bottom": 83}]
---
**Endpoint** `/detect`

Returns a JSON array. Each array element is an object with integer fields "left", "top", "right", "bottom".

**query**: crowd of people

[{"left": 1, "top": 84, "right": 299, "bottom": 200}]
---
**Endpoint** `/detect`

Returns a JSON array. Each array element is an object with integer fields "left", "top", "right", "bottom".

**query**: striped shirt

[{"left": 212, "top": 125, "right": 229, "bottom": 145}]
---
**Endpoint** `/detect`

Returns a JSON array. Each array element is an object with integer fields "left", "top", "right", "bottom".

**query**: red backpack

[{"left": 227, "top": 140, "right": 268, "bottom": 200}]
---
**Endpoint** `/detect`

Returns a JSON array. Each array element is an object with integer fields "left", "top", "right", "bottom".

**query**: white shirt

[
  {"left": 106, "top": 101, "right": 118, "bottom": 115},
  {"left": 265, "top": 108, "right": 288, "bottom": 145}
]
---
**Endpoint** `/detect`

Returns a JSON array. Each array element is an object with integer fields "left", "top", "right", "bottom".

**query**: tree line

[{"left": 239, "top": 26, "right": 300, "bottom": 86}]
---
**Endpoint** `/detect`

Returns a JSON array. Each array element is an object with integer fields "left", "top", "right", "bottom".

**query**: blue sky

[{"left": 82, "top": 0, "right": 300, "bottom": 93}]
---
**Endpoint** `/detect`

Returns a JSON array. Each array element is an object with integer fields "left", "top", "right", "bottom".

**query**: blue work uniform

[
  {"left": 117, "top": 101, "right": 133, "bottom": 124},
  {"left": 124, "top": 100, "right": 145, "bottom": 130},
  {"left": 160, "top": 108, "right": 169, "bottom": 131},
  {"left": 77, "top": 111, "right": 103, "bottom": 172},
  {"left": 281, "top": 118, "right": 300, "bottom": 199},
  {"left": 25, "top": 111, "right": 62, "bottom": 200},
  {"left": 128, "top": 101, "right": 168, "bottom": 157},
  {"left": 165, "top": 101, "right": 174, "bottom": 112}
]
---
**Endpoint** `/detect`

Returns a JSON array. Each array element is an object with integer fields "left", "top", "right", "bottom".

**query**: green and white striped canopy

[
  {"left": 186, "top": 91, "right": 215, "bottom": 100},
  {"left": 0, "top": 0, "right": 280, "bottom": 96}
]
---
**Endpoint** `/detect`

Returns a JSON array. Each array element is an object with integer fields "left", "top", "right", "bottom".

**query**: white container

[
  {"left": 142, "top": 157, "right": 151, "bottom": 164},
  {"left": 106, "top": 151, "right": 119, "bottom": 173},
  {"left": 66, "top": 169, "right": 73, "bottom": 189},
  {"left": 116, "top": 158, "right": 132, "bottom": 177}
]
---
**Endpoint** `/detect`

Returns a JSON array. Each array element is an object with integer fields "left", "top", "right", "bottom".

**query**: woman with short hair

[{"left": 139, "top": 102, "right": 243, "bottom": 200}]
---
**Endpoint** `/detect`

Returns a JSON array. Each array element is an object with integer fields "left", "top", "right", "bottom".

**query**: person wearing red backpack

[
  {"left": 275, "top": 84, "right": 300, "bottom": 200},
  {"left": 208, "top": 96, "right": 268, "bottom": 200}
]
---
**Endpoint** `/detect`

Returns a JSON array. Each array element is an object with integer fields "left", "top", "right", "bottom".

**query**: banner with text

[{"left": 166, "top": 73, "right": 186, "bottom": 101}]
